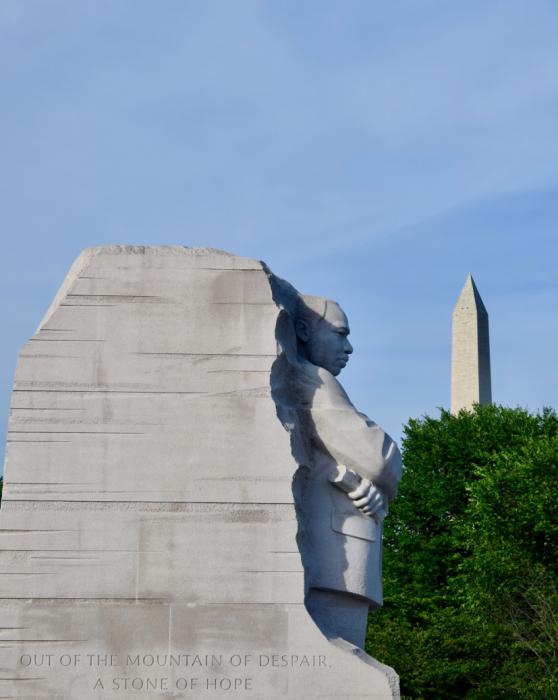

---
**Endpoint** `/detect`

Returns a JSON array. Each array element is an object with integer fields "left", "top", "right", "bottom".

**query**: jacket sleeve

[{"left": 309, "top": 372, "right": 403, "bottom": 501}]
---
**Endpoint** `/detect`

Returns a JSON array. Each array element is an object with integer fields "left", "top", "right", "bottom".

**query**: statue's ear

[{"left": 295, "top": 319, "right": 310, "bottom": 343}]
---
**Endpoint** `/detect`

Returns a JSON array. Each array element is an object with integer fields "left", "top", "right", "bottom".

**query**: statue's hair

[
  {"left": 295, "top": 294, "right": 337, "bottom": 330},
  {"left": 263, "top": 268, "right": 338, "bottom": 329}
]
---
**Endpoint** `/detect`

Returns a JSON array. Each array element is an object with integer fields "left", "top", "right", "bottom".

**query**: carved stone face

[{"left": 296, "top": 301, "right": 353, "bottom": 376}]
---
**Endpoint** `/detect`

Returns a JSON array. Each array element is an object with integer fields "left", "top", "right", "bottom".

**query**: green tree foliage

[{"left": 365, "top": 405, "right": 558, "bottom": 699}]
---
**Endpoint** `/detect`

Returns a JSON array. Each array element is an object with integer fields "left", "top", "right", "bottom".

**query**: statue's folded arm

[{"left": 311, "top": 405, "right": 403, "bottom": 502}]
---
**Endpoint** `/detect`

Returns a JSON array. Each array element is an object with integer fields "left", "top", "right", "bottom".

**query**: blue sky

[{"left": 1, "top": 1, "right": 557, "bottom": 471}]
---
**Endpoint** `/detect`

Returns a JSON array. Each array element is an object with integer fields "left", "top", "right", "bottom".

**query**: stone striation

[
  {"left": 451, "top": 273, "right": 492, "bottom": 414},
  {"left": 0, "top": 247, "right": 398, "bottom": 698}
]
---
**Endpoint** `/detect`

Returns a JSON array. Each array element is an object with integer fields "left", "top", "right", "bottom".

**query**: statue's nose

[{"left": 345, "top": 339, "right": 353, "bottom": 354}]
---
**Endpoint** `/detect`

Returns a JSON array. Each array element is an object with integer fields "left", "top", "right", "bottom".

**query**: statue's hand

[{"left": 347, "top": 479, "right": 388, "bottom": 522}]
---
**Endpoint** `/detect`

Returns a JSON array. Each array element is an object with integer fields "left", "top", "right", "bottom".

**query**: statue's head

[{"left": 294, "top": 295, "right": 353, "bottom": 376}]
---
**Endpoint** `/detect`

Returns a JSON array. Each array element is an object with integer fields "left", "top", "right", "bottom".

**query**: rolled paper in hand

[
  {"left": 329, "top": 465, "right": 387, "bottom": 523},
  {"left": 329, "top": 464, "right": 362, "bottom": 493}
]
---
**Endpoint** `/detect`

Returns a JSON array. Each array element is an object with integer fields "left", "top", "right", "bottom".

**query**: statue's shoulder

[
  {"left": 271, "top": 354, "right": 322, "bottom": 409},
  {"left": 310, "top": 366, "right": 355, "bottom": 410},
  {"left": 272, "top": 355, "right": 358, "bottom": 412}
]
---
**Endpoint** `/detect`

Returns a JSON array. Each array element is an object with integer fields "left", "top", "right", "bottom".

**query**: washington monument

[{"left": 451, "top": 274, "right": 492, "bottom": 414}]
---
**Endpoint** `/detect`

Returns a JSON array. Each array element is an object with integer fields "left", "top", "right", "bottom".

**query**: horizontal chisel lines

[{"left": 0, "top": 501, "right": 295, "bottom": 512}]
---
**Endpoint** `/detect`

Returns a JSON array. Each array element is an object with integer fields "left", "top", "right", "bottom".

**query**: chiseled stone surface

[
  {"left": 451, "top": 273, "right": 492, "bottom": 414},
  {"left": 0, "top": 246, "right": 398, "bottom": 698}
]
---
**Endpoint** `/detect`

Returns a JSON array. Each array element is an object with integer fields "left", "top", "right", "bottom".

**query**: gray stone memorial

[{"left": 0, "top": 246, "right": 401, "bottom": 698}]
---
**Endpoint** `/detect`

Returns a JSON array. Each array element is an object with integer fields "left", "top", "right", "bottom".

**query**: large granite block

[{"left": 0, "top": 247, "right": 399, "bottom": 698}]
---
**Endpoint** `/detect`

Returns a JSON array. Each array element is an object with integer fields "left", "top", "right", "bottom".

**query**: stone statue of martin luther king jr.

[{"left": 267, "top": 272, "right": 403, "bottom": 651}]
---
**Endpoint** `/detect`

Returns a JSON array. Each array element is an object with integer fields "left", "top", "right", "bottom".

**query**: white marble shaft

[
  {"left": 451, "top": 273, "right": 492, "bottom": 414},
  {"left": 0, "top": 247, "right": 398, "bottom": 698}
]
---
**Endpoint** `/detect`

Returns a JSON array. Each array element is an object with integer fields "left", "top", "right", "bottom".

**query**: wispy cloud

[{"left": 0, "top": 1, "right": 557, "bottom": 458}]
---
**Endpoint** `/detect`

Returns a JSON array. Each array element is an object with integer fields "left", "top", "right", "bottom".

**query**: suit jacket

[{"left": 271, "top": 353, "right": 403, "bottom": 606}]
